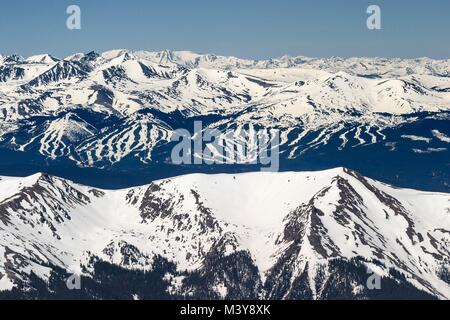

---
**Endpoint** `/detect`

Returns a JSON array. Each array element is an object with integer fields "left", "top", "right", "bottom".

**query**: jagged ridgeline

[
  {"left": 0, "top": 168, "right": 449, "bottom": 299},
  {"left": 0, "top": 50, "right": 449, "bottom": 191}
]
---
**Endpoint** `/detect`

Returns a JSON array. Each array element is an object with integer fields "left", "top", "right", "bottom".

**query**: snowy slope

[
  {"left": 0, "top": 50, "right": 449, "bottom": 170},
  {"left": 0, "top": 168, "right": 449, "bottom": 299}
]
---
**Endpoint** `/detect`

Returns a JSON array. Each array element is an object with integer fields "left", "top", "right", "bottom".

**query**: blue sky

[{"left": 0, "top": 0, "right": 449, "bottom": 59}]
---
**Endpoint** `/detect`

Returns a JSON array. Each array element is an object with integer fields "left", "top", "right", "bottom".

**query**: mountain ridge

[
  {"left": 1, "top": 168, "right": 449, "bottom": 299},
  {"left": 0, "top": 50, "right": 449, "bottom": 189}
]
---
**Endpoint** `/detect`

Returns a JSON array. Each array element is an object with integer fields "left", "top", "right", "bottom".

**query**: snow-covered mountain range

[
  {"left": 0, "top": 50, "right": 449, "bottom": 191},
  {"left": 0, "top": 50, "right": 448, "bottom": 299},
  {"left": 0, "top": 168, "right": 449, "bottom": 299}
]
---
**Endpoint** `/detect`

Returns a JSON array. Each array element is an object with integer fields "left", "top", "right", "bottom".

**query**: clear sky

[{"left": 0, "top": 0, "right": 449, "bottom": 59}]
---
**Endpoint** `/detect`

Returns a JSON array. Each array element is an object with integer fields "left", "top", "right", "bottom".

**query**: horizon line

[{"left": 1, "top": 48, "right": 449, "bottom": 63}]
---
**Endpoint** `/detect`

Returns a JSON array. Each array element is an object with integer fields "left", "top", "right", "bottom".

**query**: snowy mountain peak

[
  {"left": 2, "top": 54, "right": 24, "bottom": 64},
  {"left": 0, "top": 49, "right": 448, "bottom": 190},
  {"left": 25, "top": 54, "right": 60, "bottom": 64},
  {"left": 1, "top": 168, "right": 448, "bottom": 298}
]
